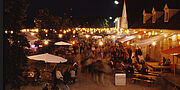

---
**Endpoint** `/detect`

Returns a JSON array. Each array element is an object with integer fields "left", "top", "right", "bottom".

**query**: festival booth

[
  {"left": 130, "top": 33, "right": 174, "bottom": 61},
  {"left": 26, "top": 53, "right": 68, "bottom": 82},
  {"left": 161, "top": 46, "right": 180, "bottom": 76}
]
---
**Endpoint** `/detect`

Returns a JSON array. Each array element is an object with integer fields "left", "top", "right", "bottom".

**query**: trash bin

[{"left": 115, "top": 73, "right": 126, "bottom": 85}]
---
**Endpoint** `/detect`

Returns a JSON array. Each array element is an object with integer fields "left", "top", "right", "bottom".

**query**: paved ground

[{"left": 20, "top": 71, "right": 164, "bottom": 90}]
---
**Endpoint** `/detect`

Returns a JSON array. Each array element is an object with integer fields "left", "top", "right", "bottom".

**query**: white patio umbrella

[
  {"left": 54, "top": 41, "right": 72, "bottom": 46},
  {"left": 27, "top": 53, "right": 67, "bottom": 63}
]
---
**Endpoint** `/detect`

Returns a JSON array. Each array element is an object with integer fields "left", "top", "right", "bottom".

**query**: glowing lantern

[
  {"left": 127, "top": 41, "right": 130, "bottom": 45},
  {"left": 148, "top": 32, "right": 151, "bottom": 36},
  {"left": 144, "top": 31, "right": 146, "bottom": 33},
  {"left": 10, "top": 31, "right": 13, "bottom": 34},
  {"left": 31, "top": 33, "right": 35, "bottom": 36},
  {"left": 99, "top": 41, "right": 103, "bottom": 46},
  {"left": 73, "top": 30, "right": 76, "bottom": 34},
  {"left": 5, "top": 30, "right": 8, "bottom": 34},
  {"left": 85, "top": 35, "right": 90, "bottom": 38},
  {"left": 58, "top": 34, "right": 63, "bottom": 38},
  {"left": 44, "top": 40, "right": 49, "bottom": 45},
  {"left": 155, "top": 32, "right": 158, "bottom": 35},
  {"left": 152, "top": 42, "right": 156, "bottom": 46},
  {"left": 63, "top": 31, "right": 66, "bottom": 34},
  {"left": 72, "top": 41, "right": 75, "bottom": 45}
]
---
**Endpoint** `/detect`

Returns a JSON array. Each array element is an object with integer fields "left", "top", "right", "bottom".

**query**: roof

[
  {"left": 161, "top": 46, "right": 180, "bottom": 55},
  {"left": 130, "top": 11, "right": 180, "bottom": 30}
]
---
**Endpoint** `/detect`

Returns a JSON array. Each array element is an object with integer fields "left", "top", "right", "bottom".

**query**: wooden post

[{"left": 173, "top": 55, "right": 175, "bottom": 77}]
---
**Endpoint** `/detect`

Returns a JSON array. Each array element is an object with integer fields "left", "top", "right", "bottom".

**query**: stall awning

[
  {"left": 131, "top": 33, "right": 174, "bottom": 47},
  {"left": 161, "top": 46, "right": 180, "bottom": 55}
]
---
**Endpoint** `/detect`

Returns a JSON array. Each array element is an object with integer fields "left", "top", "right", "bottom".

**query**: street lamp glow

[
  {"left": 10, "top": 31, "right": 14, "bottom": 34},
  {"left": 114, "top": 0, "right": 119, "bottom": 5},
  {"left": 5, "top": 30, "right": 8, "bottom": 34},
  {"left": 109, "top": 17, "right": 112, "bottom": 19}
]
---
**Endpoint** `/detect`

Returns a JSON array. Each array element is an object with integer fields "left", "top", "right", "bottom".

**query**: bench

[{"left": 131, "top": 77, "right": 153, "bottom": 84}]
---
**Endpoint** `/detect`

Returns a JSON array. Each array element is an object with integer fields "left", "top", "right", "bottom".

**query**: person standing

[
  {"left": 70, "top": 69, "right": 76, "bottom": 84},
  {"left": 56, "top": 70, "right": 63, "bottom": 84}
]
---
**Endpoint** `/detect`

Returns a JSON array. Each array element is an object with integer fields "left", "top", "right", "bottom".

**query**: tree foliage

[{"left": 4, "top": 0, "right": 29, "bottom": 31}]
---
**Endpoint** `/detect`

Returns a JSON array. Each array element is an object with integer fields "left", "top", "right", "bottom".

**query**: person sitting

[
  {"left": 163, "top": 57, "right": 166, "bottom": 66},
  {"left": 164, "top": 59, "right": 171, "bottom": 66},
  {"left": 139, "top": 61, "right": 148, "bottom": 74}
]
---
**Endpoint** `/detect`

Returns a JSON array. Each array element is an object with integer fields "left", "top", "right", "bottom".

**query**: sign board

[{"left": 115, "top": 73, "right": 126, "bottom": 85}]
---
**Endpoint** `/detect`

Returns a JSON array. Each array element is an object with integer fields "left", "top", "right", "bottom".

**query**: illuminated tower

[{"left": 121, "top": 0, "right": 128, "bottom": 29}]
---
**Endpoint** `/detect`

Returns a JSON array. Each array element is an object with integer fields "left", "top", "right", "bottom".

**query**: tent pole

[{"left": 173, "top": 55, "right": 175, "bottom": 77}]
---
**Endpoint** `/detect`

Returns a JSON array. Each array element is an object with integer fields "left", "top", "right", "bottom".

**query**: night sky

[{"left": 26, "top": 0, "right": 180, "bottom": 25}]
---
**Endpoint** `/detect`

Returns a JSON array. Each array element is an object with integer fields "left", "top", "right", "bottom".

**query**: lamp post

[{"left": 114, "top": 0, "right": 119, "bottom": 5}]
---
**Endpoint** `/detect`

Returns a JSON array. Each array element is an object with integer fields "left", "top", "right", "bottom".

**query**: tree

[
  {"left": 4, "top": 0, "right": 30, "bottom": 89},
  {"left": 4, "top": 0, "right": 29, "bottom": 31}
]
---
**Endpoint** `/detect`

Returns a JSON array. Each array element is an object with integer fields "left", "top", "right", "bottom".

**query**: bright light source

[
  {"left": 144, "top": 31, "right": 146, "bottom": 33},
  {"left": 72, "top": 41, "right": 75, "bottom": 45},
  {"left": 138, "top": 35, "right": 141, "bottom": 39},
  {"left": 148, "top": 32, "right": 151, "bottom": 36},
  {"left": 73, "top": 30, "right": 76, "bottom": 34},
  {"left": 46, "top": 34, "right": 48, "bottom": 36},
  {"left": 39, "top": 45, "right": 43, "bottom": 47},
  {"left": 164, "top": 34, "right": 167, "bottom": 37},
  {"left": 10, "top": 31, "right": 13, "bottom": 34},
  {"left": 114, "top": 0, "right": 119, "bottom": 5},
  {"left": 58, "top": 34, "right": 63, "bottom": 38},
  {"left": 152, "top": 42, "right": 156, "bottom": 46},
  {"left": 99, "top": 41, "right": 103, "bottom": 46},
  {"left": 179, "top": 41, "right": 180, "bottom": 45},
  {"left": 73, "top": 35, "right": 75, "bottom": 38},
  {"left": 109, "top": 17, "right": 112, "bottom": 19},
  {"left": 155, "top": 32, "right": 158, "bottom": 35},
  {"left": 31, "top": 33, "right": 35, "bottom": 36},
  {"left": 63, "top": 31, "right": 66, "bottom": 34},
  {"left": 85, "top": 35, "right": 90, "bottom": 38},
  {"left": 44, "top": 40, "right": 49, "bottom": 45},
  {"left": 127, "top": 41, "right": 130, "bottom": 45},
  {"left": 5, "top": 30, "right": 8, "bottom": 34},
  {"left": 31, "top": 45, "right": 35, "bottom": 48}
]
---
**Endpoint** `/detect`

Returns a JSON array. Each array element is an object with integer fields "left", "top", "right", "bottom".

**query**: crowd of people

[{"left": 33, "top": 36, "right": 172, "bottom": 89}]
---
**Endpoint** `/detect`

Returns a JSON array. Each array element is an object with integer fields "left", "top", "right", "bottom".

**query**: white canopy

[
  {"left": 55, "top": 41, "right": 72, "bottom": 46},
  {"left": 92, "top": 35, "right": 102, "bottom": 39},
  {"left": 131, "top": 33, "right": 174, "bottom": 47},
  {"left": 27, "top": 53, "right": 67, "bottom": 63},
  {"left": 119, "top": 35, "right": 136, "bottom": 43}
]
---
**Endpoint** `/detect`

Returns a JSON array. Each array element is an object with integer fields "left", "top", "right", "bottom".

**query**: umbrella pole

[{"left": 173, "top": 55, "right": 175, "bottom": 77}]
